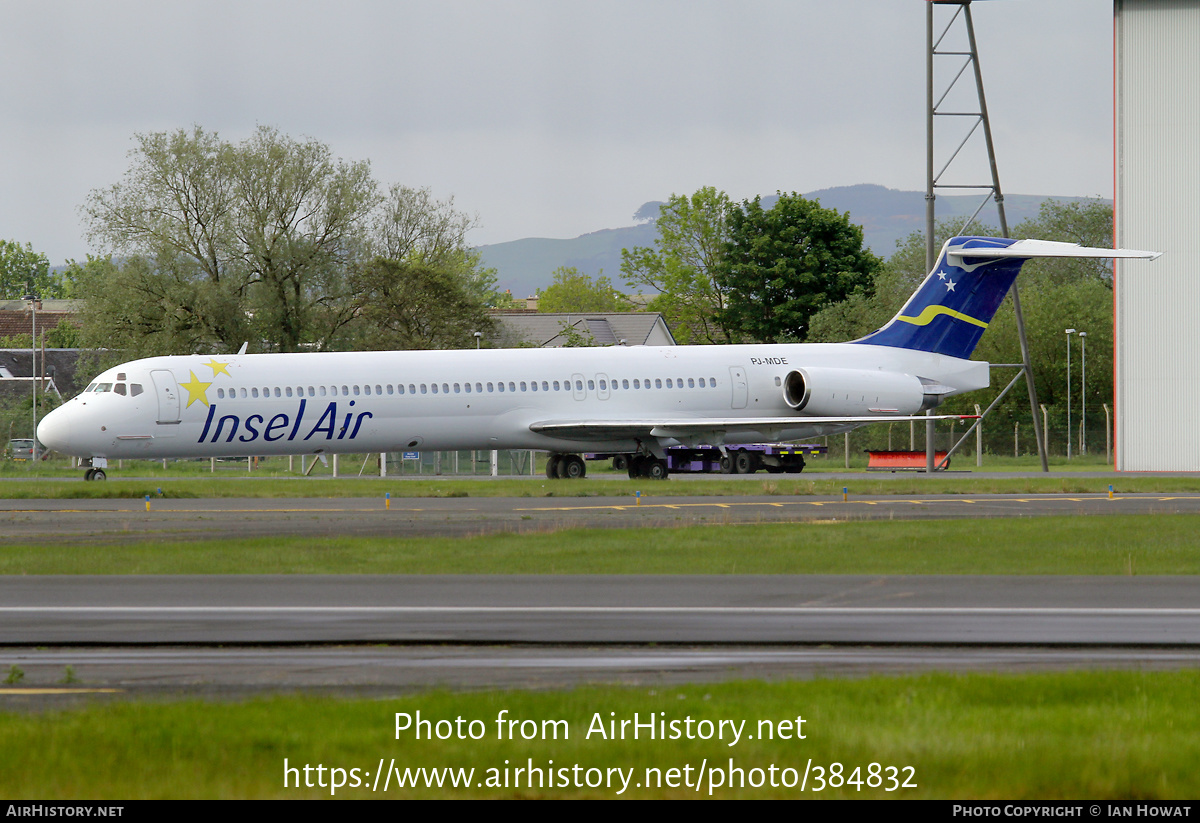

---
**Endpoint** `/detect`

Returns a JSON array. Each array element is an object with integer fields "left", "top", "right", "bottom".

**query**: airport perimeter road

[
  {"left": 4, "top": 575, "right": 1200, "bottom": 645},
  {"left": 2, "top": 492, "right": 1200, "bottom": 542}
]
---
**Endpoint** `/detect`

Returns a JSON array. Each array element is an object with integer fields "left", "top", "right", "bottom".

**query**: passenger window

[
  {"left": 688, "top": 378, "right": 695, "bottom": 388},
  {"left": 355, "top": 385, "right": 362, "bottom": 396},
  {"left": 216, "top": 388, "right": 223, "bottom": 399},
  {"left": 574, "top": 380, "right": 582, "bottom": 391},
  {"left": 286, "top": 387, "right": 293, "bottom": 397},
  {"left": 130, "top": 384, "right": 143, "bottom": 397},
  {"left": 465, "top": 383, "right": 472, "bottom": 393},
  {"left": 476, "top": 383, "right": 483, "bottom": 392},
  {"left": 487, "top": 383, "right": 494, "bottom": 392},
  {"left": 655, "top": 379, "right": 662, "bottom": 389},
  {"left": 240, "top": 388, "right": 247, "bottom": 398},
  {"left": 541, "top": 381, "right": 548, "bottom": 391},
  {"left": 252, "top": 388, "right": 259, "bottom": 398},
  {"left": 623, "top": 380, "right": 630, "bottom": 389},
  {"left": 508, "top": 382, "right": 516, "bottom": 392},
  {"left": 666, "top": 379, "right": 672, "bottom": 388},
  {"left": 421, "top": 384, "right": 428, "bottom": 394},
  {"left": 519, "top": 381, "right": 527, "bottom": 391},
  {"left": 553, "top": 381, "right": 560, "bottom": 391},
  {"left": 387, "top": 385, "right": 394, "bottom": 395},
  {"left": 397, "top": 385, "right": 404, "bottom": 395},
  {"left": 498, "top": 382, "right": 505, "bottom": 392},
  {"left": 408, "top": 384, "right": 416, "bottom": 395},
  {"left": 364, "top": 385, "right": 371, "bottom": 396},
  {"left": 774, "top": 376, "right": 781, "bottom": 387},
  {"left": 319, "top": 386, "right": 327, "bottom": 397},
  {"left": 443, "top": 383, "right": 449, "bottom": 393},
  {"left": 454, "top": 383, "right": 461, "bottom": 394},
  {"left": 375, "top": 385, "right": 382, "bottom": 395},
  {"left": 633, "top": 379, "right": 640, "bottom": 389},
  {"left": 587, "top": 380, "right": 595, "bottom": 391},
  {"left": 431, "top": 383, "right": 439, "bottom": 394}
]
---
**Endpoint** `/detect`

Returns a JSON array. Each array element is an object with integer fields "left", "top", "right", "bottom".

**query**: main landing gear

[
  {"left": 625, "top": 454, "right": 668, "bottom": 480},
  {"left": 545, "top": 453, "right": 587, "bottom": 479}
]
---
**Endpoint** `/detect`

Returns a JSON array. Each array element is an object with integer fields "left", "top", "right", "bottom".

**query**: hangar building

[{"left": 1114, "top": 0, "right": 1200, "bottom": 470}]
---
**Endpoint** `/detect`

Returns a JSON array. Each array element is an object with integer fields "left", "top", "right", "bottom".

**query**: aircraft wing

[{"left": 529, "top": 414, "right": 977, "bottom": 442}]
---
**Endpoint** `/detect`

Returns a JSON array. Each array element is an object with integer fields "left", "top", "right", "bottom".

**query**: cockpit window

[
  {"left": 94, "top": 383, "right": 112, "bottom": 393},
  {"left": 114, "top": 384, "right": 127, "bottom": 396},
  {"left": 84, "top": 383, "right": 96, "bottom": 393},
  {"left": 130, "top": 383, "right": 143, "bottom": 397}
]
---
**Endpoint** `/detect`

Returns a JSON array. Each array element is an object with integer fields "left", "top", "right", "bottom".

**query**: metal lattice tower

[{"left": 925, "top": 0, "right": 1048, "bottom": 472}]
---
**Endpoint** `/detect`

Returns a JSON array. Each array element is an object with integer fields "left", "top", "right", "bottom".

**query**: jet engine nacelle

[{"left": 782, "top": 367, "right": 940, "bottom": 416}]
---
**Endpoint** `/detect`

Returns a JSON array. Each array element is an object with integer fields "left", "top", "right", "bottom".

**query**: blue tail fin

[
  {"left": 852, "top": 236, "right": 1159, "bottom": 359},
  {"left": 852, "top": 236, "right": 1028, "bottom": 360}
]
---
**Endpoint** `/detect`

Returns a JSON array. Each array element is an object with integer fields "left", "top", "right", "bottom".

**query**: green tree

[
  {"left": 537, "top": 266, "right": 628, "bottom": 313},
  {"left": 346, "top": 258, "right": 494, "bottom": 351},
  {"left": 81, "top": 126, "right": 495, "bottom": 355},
  {"left": 621, "top": 187, "right": 737, "bottom": 344},
  {"left": 1013, "top": 197, "right": 1115, "bottom": 286},
  {"left": 0, "top": 241, "right": 60, "bottom": 299},
  {"left": 83, "top": 125, "right": 377, "bottom": 352},
  {"left": 717, "top": 192, "right": 881, "bottom": 343}
]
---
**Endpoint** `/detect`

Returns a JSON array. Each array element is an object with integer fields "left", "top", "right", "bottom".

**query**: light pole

[
  {"left": 1078, "top": 331, "right": 1087, "bottom": 455},
  {"left": 24, "top": 287, "right": 39, "bottom": 463},
  {"left": 1065, "top": 328, "right": 1076, "bottom": 459}
]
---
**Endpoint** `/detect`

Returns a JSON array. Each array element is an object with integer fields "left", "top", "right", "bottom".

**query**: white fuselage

[{"left": 37, "top": 343, "right": 989, "bottom": 460}]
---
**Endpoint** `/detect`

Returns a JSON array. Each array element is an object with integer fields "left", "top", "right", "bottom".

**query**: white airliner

[{"left": 38, "top": 236, "right": 1159, "bottom": 480}]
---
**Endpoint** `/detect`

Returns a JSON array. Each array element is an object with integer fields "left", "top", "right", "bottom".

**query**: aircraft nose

[{"left": 37, "top": 406, "right": 73, "bottom": 454}]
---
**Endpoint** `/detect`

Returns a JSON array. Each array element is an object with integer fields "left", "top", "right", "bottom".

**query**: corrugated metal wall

[{"left": 1115, "top": 0, "right": 1200, "bottom": 470}]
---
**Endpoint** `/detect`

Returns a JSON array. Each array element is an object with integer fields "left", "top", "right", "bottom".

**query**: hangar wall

[{"left": 1114, "top": 0, "right": 1200, "bottom": 470}]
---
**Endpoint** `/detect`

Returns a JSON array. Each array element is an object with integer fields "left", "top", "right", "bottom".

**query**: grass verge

[
  {"left": 3, "top": 515, "right": 1198, "bottom": 575},
  {"left": 1, "top": 671, "right": 1197, "bottom": 798}
]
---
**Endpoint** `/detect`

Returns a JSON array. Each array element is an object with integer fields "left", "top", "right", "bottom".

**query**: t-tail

[{"left": 851, "top": 236, "right": 1161, "bottom": 360}]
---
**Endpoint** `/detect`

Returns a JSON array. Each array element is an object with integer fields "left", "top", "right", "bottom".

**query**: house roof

[
  {"left": 0, "top": 349, "right": 85, "bottom": 398},
  {"left": 489, "top": 312, "right": 676, "bottom": 348}
]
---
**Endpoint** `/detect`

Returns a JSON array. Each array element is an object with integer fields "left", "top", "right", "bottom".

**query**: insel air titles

[{"left": 196, "top": 400, "right": 374, "bottom": 444}]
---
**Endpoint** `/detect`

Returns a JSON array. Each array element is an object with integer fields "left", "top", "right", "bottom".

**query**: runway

[
  {"left": 3, "top": 492, "right": 1200, "bottom": 697},
  {"left": 4, "top": 574, "right": 1200, "bottom": 645},
  {"left": 1, "top": 492, "right": 1198, "bottom": 542}
]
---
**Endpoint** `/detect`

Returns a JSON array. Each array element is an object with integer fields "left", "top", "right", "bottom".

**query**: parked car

[{"left": 7, "top": 439, "right": 40, "bottom": 461}]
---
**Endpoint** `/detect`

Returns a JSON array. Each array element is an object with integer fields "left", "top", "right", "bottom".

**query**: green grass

[
  {"left": 3, "top": 515, "right": 1197, "bottom": 575},
  {"left": 2, "top": 671, "right": 1198, "bottom": 798}
]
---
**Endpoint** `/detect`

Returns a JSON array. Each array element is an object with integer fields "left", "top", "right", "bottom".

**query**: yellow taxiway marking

[{"left": 0, "top": 688, "right": 123, "bottom": 695}]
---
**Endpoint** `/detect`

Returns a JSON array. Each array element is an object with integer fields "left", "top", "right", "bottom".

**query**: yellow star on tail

[
  {"left": 179, "top": 371, "right": 213, "bottom": 408},
  {"left": 204, "top": 358, "right": 231, "bottom": 378}
]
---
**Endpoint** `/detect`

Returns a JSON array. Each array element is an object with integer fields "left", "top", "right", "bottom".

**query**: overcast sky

[{"left": 1, "top": 0, "right": 1112, "bottom": 264}]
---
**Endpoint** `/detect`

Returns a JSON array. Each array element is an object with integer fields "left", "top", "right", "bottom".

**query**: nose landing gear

[{"left": 83, "top": 468, "right": 107, "bottom": 481}]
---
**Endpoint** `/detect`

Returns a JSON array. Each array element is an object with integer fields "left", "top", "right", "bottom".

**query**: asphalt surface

[
  {"left": 4, "top": 574, "right": 1200, "bottom": 645},
  {"left": 2, "top": 491, "right": 1199, "bottom": 542},
  {"left": 3, "top": 489, "right": 1200, "bottom": 698}
]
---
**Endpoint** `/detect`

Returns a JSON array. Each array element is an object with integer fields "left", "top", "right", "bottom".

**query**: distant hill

[{"left": 476, "top": 184, "right": 1108, "bottom": 299}]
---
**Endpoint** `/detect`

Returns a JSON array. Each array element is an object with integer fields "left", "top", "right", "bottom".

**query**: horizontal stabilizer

[{"left": 947, "top": 238, "right": 1162, "bottom": 263}]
